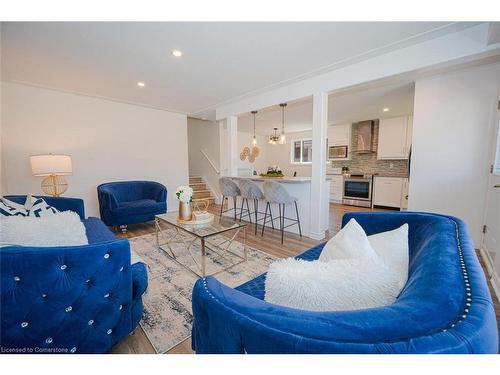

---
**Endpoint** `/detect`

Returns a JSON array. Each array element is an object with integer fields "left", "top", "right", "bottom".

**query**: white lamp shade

[{"left": 30, "top": 154, "right": 73, "bottom": 176}]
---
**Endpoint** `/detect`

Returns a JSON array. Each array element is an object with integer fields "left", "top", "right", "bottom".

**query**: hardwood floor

[{"left": 111, "top": 203, "right": 500, "bottom": 354}]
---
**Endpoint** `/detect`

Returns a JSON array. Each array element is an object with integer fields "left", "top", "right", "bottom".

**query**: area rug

[{"left": 128, "top": 230, "right": 276, "bottom": 353}]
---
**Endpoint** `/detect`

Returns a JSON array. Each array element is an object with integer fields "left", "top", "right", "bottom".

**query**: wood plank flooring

[{"left": 111, "top": 203, "right": 500, "bottom": 354}]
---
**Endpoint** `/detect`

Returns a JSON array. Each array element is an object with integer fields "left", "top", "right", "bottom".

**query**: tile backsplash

[{"left": 329, "top": 121, "right": 409, "bottom": 176}]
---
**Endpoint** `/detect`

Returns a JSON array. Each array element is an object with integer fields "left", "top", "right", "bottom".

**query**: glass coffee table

[{"left": 155, "top": 212, "right": 248, "bottom": 277}]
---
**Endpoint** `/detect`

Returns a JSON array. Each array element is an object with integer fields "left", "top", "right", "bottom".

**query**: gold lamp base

[{"left": 41, "top": 174, "right": 68, "bottom": 197}]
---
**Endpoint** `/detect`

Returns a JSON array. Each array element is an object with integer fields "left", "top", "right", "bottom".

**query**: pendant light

[
  {"left": 251, "top": 110, "right": 258, "bottom": 146},
  {"left": 278, "top": 103, "right": 287, "bottom": 144},
  {"left": 269, "top": 127, "right": 280, "bottom": 144}
]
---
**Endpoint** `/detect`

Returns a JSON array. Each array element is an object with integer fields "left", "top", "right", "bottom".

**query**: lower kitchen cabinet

[
  {"left": 373, "top": 176, "right": 406, "bottom": 209},
  {"left": 329, "top": 175, "right": 343, "bottom": 203}
]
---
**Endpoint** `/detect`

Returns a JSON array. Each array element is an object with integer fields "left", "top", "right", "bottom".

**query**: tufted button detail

[
  {"left": 104, "top": 253, "right": 110, "bottom": 259},
  {"left": 60, "top": 265, "right": 67, "bottom": 270},
  {"left": 88, "top": 319, "right": 94, "bottom": 325},
  {"left": 14, "top": 276, "right": 20, "bottom": 282},
  {"left": 104, "top": 293, "right": 110, "bottom": 298},
  {"left": 86, "top": 279, "right": 91, "bottom": 283},
  {"left": 21, "top": 322, "right": 28, "bottom": 328},
  {"left": 45, "top": 337, "right": 53, "bottom": 344},
  {"left": 42, "top": 294, "right": 47, "bottom": 298},
  {"left": 107, "top": 329, "right": 112, "bottom": 335},
  {"left": 65, "top": 306, "right": 73, "bottom": 313},
  {"left": 119, "top": 305, "right": 123, "bottom": 310},
  {"left": 70, "top": 347, "right": 77, "bottom": 353}
]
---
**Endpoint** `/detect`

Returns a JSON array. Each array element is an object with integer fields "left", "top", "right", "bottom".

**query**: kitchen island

[{"left": 225, "top": 176, "right": 331, "bottom": 239}]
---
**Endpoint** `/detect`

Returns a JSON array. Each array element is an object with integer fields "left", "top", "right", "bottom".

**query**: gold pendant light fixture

[{"left": 269, "top": 103, "right": 287, "bottom": 145}]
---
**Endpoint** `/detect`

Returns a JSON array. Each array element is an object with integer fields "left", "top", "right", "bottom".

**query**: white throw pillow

[
  {"left": 319, "top": 218, "right": 377, "bottom": 262},
  {"left": 0, "top": 211, "right": 88, "bottom": 247},
  {"left": 27, "top": 197, "right": 60, "bottom": 217},
  {"left": 264, "top": 257, "right": 401, "bottom": 311},
  {"left": 0, "top": 200, "right": 28, "bottom": 217},
  {"left": 368, "top": 224, "right": 409, "bottom": 290}
]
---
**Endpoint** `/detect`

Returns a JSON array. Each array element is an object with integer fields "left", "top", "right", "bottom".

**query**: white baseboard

[
  {"left": 308, "top": 231, "right": 326, "bottom": 241},
  {"left": 479, "top": 248, "right": 500, "bottom": 302}
]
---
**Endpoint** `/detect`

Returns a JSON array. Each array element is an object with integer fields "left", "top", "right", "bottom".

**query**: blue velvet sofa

[
  {"left": 192, "top": 212, "right": 499, "bottom": 354},
  {"left": 97, "top": 181, "right": 167, "bottom": 228},
  {"left": 0, "top": 195, "right": 148, "bottom": 354}
]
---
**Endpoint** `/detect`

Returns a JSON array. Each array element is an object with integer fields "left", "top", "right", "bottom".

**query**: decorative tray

[{"left": 176, "top": 212, "right": 215, "bottom": 225}]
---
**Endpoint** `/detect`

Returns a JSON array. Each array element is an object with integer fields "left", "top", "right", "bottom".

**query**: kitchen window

[{"left": 292, "top": 139, "right": 312, "bottom": 164}]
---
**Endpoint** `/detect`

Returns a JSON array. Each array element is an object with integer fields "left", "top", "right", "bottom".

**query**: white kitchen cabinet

[
  {"left": 328, "top": 123, "right": 351, "bottom": 147},
  {"left": 329, "top": 175, "right": 344, "bottom": 203},
  {"left": 373, "top": 176, "right": 404, "bottom": 208},
  {"left": 377, "top": 116, "right": 412, "bottom": 160}
]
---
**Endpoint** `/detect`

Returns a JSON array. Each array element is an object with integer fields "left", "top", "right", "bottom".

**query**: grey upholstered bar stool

[
  {"left": 238, "top": 179, "right": 273, "bottom": 235},
  {"left": 262, "top": 181, "right": 302, "bottom": 244},
  {"left": 218, "top": 177, "right": 242, "bottom": 220}
]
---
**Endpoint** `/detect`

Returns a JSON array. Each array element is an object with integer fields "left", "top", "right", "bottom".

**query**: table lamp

[{"left": 30, "top": 154, "right": 73, "bottom": 197}]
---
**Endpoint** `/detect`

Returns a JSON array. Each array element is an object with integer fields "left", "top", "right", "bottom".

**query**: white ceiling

[
  {"left": 1, "top": 22, "right": 471, "bottom": 116},
  {"left": 237, "top": 82, "right": 415, "bottom": 135}
]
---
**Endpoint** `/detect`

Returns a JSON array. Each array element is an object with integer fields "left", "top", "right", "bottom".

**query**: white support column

[
  {"left": 309, "top": 92, "right": 329, "bottom": 240},
  {"left": 226, "top": 115, "right": 238, "bottom": 177}
]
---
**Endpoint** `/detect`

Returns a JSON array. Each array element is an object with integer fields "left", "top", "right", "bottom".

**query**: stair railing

[{"left": 200, "top": 149, "right": 220, "bottom": 175}]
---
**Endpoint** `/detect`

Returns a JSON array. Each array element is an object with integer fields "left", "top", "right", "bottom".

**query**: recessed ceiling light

[
  {"left": 172, "top": 50, "right": 183, "bottom": 57},
  {"left": 383, "top": 107, "right": 390, "bottom": 112},
  {"left": 137, "top": 82, "right": 145, "bottom": 87}
]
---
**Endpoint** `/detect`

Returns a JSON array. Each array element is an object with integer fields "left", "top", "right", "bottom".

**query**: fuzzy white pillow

[
  {"left": 368, "top": 224, "right": 409, "bottom": 290},
  {"left": 264, "top": 257, "right": 401, "bottom": 311},
  {"left": 0, "top": 211, "right": 88, "bottom": 247},
  {"left": 319, "top": 218, "right": 378, "bottom": 262}
]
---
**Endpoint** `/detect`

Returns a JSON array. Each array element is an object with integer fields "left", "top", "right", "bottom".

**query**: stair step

[
  {"left": 189, "top": 176, "right": 202, "bottom": 182},
  {"left": 192, "top": 197, "right": 216, "bottom": 204},
  {"left": 189, "top": 182, "right": 207, "bottom": 191},
  {"left": 193, "top": 190, "right": 212, "bottom": 198}
]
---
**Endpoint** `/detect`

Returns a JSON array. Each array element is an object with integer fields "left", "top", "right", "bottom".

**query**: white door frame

[{"left": 480, "top": 94, "right": 500, "bottom": 301}]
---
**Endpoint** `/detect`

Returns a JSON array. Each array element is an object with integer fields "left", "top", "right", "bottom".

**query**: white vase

[{"left": 179, "top": 201, "right": 192, "bottom": 221}]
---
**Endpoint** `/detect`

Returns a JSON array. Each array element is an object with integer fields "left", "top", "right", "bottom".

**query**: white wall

[
  {"left": 409, "top": 63, "right": 500, "bottom": 245},
  {"left": 1, "top": 82, "right": 189, "bottom": 217},
  {"left": 0, "top": 23, "right": 6, "bottom": 195},
  {"left": 265, "top": 130, "right": 313, "bottom": 177}
]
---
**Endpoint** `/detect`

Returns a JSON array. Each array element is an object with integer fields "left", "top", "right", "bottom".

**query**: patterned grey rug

[{"left": 129, "top": 231, "right": 276, "bottom": 353}]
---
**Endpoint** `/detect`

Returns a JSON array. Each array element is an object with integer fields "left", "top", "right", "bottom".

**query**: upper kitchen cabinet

[
  {"left": 328, "top": 123, "right": 351, "bottom": 147},
  {"left": 377, "top": 115, "right": 413, "bottom": 160}
]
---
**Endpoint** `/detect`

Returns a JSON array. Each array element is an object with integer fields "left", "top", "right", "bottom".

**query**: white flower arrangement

[{"left": 175, "top": 186, "right": 193, "bottom": 203}]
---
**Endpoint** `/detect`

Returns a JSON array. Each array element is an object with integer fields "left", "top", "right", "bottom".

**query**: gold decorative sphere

[{"left": 41, "top": 175, "right": 68, "bottom": 197}]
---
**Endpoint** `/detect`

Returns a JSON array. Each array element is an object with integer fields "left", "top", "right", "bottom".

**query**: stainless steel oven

[{"left": 343, "top": 175, "right": 372, "bottom": 207}]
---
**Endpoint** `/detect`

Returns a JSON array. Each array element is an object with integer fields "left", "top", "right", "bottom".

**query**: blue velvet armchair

[
  {"left": 97, "top": 181, "right": 167, "bottom": 228},
  {"left": 1, "top": 196, "right": 148, "bottom": 354},
  {"left": 192, "top": 212, "right": 499, "bottom": 354}
]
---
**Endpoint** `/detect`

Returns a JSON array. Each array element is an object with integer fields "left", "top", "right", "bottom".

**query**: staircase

[{"left": 189, "top": 176, "right": 216, "bottom": 206}]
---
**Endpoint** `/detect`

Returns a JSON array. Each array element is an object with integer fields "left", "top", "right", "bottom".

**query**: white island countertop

[{"left": 230, "top": 176, "right": 331, "bottom": 184}]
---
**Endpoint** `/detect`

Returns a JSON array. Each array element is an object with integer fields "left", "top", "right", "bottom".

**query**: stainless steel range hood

[{"left": 354, "top": 120, "right": 375, "bottom": 153}]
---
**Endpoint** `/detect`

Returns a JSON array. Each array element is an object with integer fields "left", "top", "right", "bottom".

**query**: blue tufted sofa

[
  {"left": 0, "top": 195, "right": 148, "bottom": 354},
  {"left": 192, "top": 212, "right": 499, "bottom": 354},
  {"left": 97, "top": 181, "right": 167, "bottom": 228}
]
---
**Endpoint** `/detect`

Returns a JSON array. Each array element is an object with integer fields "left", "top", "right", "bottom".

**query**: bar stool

[
  {"left": 238, "top": 179, "right": 273, "bottom": 235},
  {"left": 218, "top": 177, "right": 241, "bottom": 220},
  {"left": 262, "top": 181, "right": 302, "bottom": 244}
]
